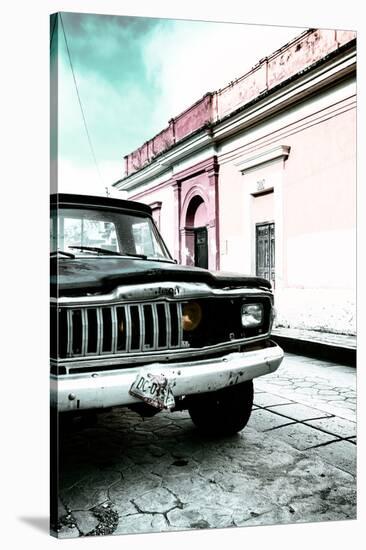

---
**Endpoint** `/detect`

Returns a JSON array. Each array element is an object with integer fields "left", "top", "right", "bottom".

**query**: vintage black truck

[{"left": 50, "top": 193, "right": 283, "bottom": 436}]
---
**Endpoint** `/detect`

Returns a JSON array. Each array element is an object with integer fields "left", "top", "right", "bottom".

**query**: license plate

[{"left": 129, "top": 370, "right": 175, "bottom": 410}]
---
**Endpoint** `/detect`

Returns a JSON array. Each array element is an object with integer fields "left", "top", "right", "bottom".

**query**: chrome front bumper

[{"left": 50, "top": 342, "right": 284, "bottom": 412}]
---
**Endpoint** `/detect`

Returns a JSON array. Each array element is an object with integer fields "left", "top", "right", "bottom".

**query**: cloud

[
  {"left": 54, "top": 13, "right": 303, "bottom": 193},
  {"left": 57, "top": 157, "right": 123, "bottom": 195},
  {"left": 142, "top": 19, "right": 302, "bottom": 121},
  {"left": 56, "top": 13, "right": 180, "bottom": 190}
]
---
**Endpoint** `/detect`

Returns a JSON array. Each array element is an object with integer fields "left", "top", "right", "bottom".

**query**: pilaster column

[
  {"left": 172, "top": 180, "right": 181, "bottom": 263},
  {"left": 205, "top": 159, "right": 220, "bottom": 270}
]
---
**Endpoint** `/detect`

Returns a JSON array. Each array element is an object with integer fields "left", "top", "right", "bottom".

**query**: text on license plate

[{"left": 129, "top": 371, "right": 175, "bottom": 410}]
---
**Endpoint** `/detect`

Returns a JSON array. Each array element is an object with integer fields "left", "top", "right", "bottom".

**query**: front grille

[
  {"left": 51, "top": 297, "right": 271, "bottom": 360},
  {"left": 51, "top": 302, "right": 183, "bottom": 359}
]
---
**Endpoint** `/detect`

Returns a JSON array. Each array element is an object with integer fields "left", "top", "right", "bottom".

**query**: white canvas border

[{"left": 1, "top": 0, "right": 364, "bottom": 548}]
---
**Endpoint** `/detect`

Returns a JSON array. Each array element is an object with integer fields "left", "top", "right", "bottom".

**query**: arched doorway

[{"left": 185, "top": 195, "right": 208, "bottom": 268}]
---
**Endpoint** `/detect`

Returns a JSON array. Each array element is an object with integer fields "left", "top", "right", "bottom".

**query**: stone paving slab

[
  {"left": 306, "top": 440, "right": 357, "bottom": 476},
  {"left": 268, "top": 422, "right": 338, "bottom": 451},
  {"left": 304, "top": 417, "right": 356, "bottom": 439},
  {"left": 114, "top": 513, "right": 169, "bottom": 535},
  {"left": 253, "top": 392, "right": 294, "bottom": 408},
  {"left": 266, "top": 403, "right": 332, "bottom": 421},
  {"left": 72, "top": 511, "right": 99, "bottom": 535},
  {"left": 247, "top": 408, "right": 295, "bottom": 432},
  {"left": 256, "top": 388, "right": 355, "bottom": 421},
  {"left": 55, "top": 525, "right": 80, "bottom": 538}
]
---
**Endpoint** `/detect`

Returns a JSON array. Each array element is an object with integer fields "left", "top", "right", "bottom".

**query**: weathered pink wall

[
  {"left": 174, "top": 94, "right": 213, "bottom": 141},
  {"left": 283, "top": 106, "right": 356, "bottom": 289},
  {"left": 284, "top": 121, "right": 355, "bottom": 235},
  {"left": 252, "top": 191, "right": 274, "bottom": 225},
  {"left": 129, "top": 156, "right": 219, "bottom": 269},
  {"left": 267, "top": 29, "right": 337, "bottom": 88},
  {"left": 124, "top": 95, "right": 213, "bottom": 175},
  {"left": 193, "top": 201, "right": 208, "bottom": 227},
  {"left": 123, "top": 29, "right": 356, "bottom": 177},
  {"left": 216, "top": 63, "right": 267, "bottom": 120}
]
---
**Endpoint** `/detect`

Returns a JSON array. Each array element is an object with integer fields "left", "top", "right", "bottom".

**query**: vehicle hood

[{"left": 50, "top": 257, "right": 271, "bottom": 297}]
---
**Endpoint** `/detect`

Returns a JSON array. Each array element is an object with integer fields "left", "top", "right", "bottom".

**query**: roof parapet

[{"left": 123, "top": 28, "right": 356, "bottom": 178}]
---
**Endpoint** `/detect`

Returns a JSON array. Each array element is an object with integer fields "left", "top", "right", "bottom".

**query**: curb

[{"left": 271, "top": 334, "right": 356, "bottom": 367}]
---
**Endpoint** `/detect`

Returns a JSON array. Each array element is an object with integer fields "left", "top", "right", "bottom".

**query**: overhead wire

[{"left": 59, "top": 13, "right": 104, "bottom": 187}]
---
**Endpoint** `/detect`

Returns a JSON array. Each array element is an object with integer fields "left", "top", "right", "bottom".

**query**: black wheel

[{"left": 187, "top": 380, "right": 254, "bottom": 436}]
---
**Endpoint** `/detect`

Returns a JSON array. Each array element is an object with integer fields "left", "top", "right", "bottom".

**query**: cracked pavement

[{"left": 53, "top": 353, "right": 356, "bottom": 538}]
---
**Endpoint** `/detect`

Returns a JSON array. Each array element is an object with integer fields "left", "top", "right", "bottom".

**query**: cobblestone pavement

[{"left": 54, "top": 353, "right": 356, "bottom": 538}]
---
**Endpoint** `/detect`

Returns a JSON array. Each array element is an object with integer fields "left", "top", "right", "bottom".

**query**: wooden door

[
  {"left": 256, "top": 222, "right": 275, "bottom": 283},
  {"left": 194, "top": 227, "right": 208, "bottom": 269}
]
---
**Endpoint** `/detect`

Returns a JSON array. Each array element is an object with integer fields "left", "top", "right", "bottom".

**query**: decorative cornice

[
  {"left": 212, "top": 46, "right": 355, "bottom": 142},
  {"left": 235, "top": 145, "right": 291, "bottom": 172},
  {"left": 114, "top": 130, "right": 215, "bottom": 191},
  {"left": 149, "top": 201, "right": 162, "bottom": 210}
]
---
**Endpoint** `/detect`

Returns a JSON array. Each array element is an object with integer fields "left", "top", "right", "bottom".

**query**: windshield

[{"left": 50, "top": 207, "right": 172, "bottom": 261}]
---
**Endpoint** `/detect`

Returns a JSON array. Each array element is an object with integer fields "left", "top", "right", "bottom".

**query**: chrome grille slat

[
  {"left": 125, "top": 305, "right": 132, "bottom": 352},
  {"left": 170, "top": 302, "right": 182, "bottom": 348},
  {"left": 156, "top": 303, "right": 167, "bottom": 350},
  {"left": 96, "top": 307, "right": 103, "bottom": 355},
  {"left": 66, "top": 309, "right": 73, "bottom": 357},
  {"left": 81, "top": 309, "right": 88, "bottom": 356},
  {"left": 176, "top": 302, "right": 183, "bottom": 348},
  {"left": 151, "top": 304, "right": 159, "bottom": 350},
  {"left": 138, "top": 304, "right": 145, "bottom": 352},
  {"left": 111, "top": 306, "right": 118, "bottom": 354},
  {"left": 165, "top": 302, "right": 172, "bottom": 348}
]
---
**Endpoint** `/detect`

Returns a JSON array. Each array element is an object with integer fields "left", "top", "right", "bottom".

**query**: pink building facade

[{"left": 114, "top": 29, "right": 356, "bottom": 335}]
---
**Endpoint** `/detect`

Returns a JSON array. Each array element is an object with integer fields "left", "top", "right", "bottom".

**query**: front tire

[{"left": 188, "top": 380, "right": 254, "bottom": 436}]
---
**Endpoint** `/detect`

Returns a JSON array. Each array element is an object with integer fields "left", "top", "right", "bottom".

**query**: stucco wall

[
  {"left": 217, "top": 161, "right": 250, "bottom": 273},
  {"left": 283, "top": 108, "right": 356, "bottom": 288},
  {"left": 217, "top": 88, "right": 356, "bottom": 334},
  {"left": 276, "top": 104, "right": 356, "bottom": 334}
]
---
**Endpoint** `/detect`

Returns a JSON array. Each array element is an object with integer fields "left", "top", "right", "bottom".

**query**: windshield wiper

[
  {"left": 120, "top": 252, "right": 148, "bottom": 259},
  {"left": 64, "top": 247, "right": 168, "bottom": 261},
  {"left": 120, "top": 253, "right": 175, "bottom": 262},
  {"left": 50, "top": 250, "right": 76, "bottom": 259},
  {"left": 68, "top": 245, "right": 123, "bottom": 256},
  {"left": 146, "top": 257, "right": 176, "bottom": 263}
]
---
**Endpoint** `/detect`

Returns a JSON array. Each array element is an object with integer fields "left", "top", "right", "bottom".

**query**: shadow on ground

[{"left": 18, "top": 517, "right": 49, "bottom": 534}]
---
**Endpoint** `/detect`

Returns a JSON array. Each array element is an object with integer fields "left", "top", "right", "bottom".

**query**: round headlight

[
  {"left": 182, "top": 302, "right": 202, "bottom": 331},
  {"left": 241, "top": 303, "right": 263, "bottom": 328}
]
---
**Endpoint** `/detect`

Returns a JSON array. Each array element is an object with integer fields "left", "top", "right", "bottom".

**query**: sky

[{"left": 51, "top": 12, "right": 303, "bottom": 195}]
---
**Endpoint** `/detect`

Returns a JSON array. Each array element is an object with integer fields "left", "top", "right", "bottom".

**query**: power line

[{"left": 59, "top": 13, "right": 103, "bottom": 186}]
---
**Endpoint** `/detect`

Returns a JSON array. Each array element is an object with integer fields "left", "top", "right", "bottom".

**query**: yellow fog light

[{"left": 182, "top": 302, "right": 202, "bottom": 331}]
